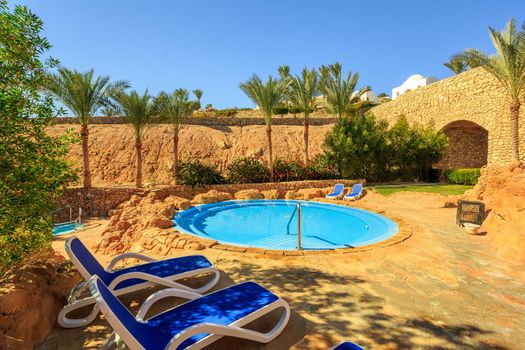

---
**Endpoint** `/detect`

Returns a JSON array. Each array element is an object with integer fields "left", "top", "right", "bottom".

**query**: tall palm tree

[
  {"left": 457, "top": 18, "right": 525, "bottom": 160},
  {"left": 277, "top": 65, "right": 292, "bottom": 112},
  {"left": 115, "top": 90, "right": 151, "bottom": 188},
  {"left": 319, "top": 62, "right": 368, "bottom": 120},
  {"left": 289, "top": 67, "right": 318, "bottom": 164},
  {"left": 154, "top": 89, "right": 198, "bottom": 180},
  {"left": 192, "top": 89, "right": 203, "bottom": 109},
  {"left": 444, "top": 57, "right": 468, "bottom": 74},
  {"left": 45, "top": 68, "right": 129, "bottom": 188},
  {"left": 240, "top": 75, "right": 288, "bottom": 181}
]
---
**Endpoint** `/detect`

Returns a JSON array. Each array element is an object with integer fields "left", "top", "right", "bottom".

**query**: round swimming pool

[{"left": 174, "top": 200, "right": 398, "bottom": 250}]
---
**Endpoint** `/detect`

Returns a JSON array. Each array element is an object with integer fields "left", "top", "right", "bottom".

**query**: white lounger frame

[
  {"left": 58, "top": 239, "right": 220, "bottom": 328},
  {"left": 92, "top": 278, "right": 291, "bottom": 350}
]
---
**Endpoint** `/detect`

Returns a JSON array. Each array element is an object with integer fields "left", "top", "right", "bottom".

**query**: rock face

[
  {"left": 49, "top": 123, "right": 332, "bottom": 186},
  {"left": 234, "top": 189, "right": 264, "bottom": 200},
  {"left": 0, "top": 251, "right": 80, "bottom": 350},
  {"left": 95, "top": 192, "right": 191, "bottom": 254},
  {"left": 469, "top": 161, "right": 525, "bottom": 262},
  {"left": 191, "top": 190, "right": 233, "bottom": 205}
]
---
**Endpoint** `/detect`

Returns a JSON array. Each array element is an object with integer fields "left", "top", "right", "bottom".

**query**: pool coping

[{"left": 171, "top": 198, "right": 413, "bottom": 256}]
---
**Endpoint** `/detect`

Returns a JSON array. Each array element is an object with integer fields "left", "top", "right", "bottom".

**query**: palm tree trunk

[
  {"left": 173, "top": 131, "right": 179, "bottom": 180},
  {"left": 135, "top": 138, "right": 142, "bottom": 188},
  {"left": 266, "top": 124, "right": 274, "bottom": 182},
  {"left": 510, "top": 99, "right": 521, "bottom": 161},
  {"left": 80, "top": 124, "right": 91, "bottom": 189},
  {"left": 304, "top": 114, "right": 309, "bottom": 164}
]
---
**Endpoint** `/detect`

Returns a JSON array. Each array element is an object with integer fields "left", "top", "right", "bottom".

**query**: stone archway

[{"left": 436, "top": 120, "right": 488, "bottom": 169}]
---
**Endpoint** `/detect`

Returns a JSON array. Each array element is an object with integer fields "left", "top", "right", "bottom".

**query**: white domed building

[{"left": 392, "top": 74, "right": 438, "bottom": 99}]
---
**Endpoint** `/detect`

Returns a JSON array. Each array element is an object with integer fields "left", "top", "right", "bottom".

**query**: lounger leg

[{"left": 100, "top": 332, "right": 126, "bottom": 350}]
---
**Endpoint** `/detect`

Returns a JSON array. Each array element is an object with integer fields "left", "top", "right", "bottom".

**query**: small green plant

[
  {"left": 176, "top": 160, "right": 224, "bottom": 188},
  {"left": 225, "top": 157, "right": 269, "bottom": 183},
  {"left": 213, "top": 108, "right": 238, "bottom": 117},
  {"left": 273, "top": 159, "right": 308, "bottom": 182},
  {"left": 444, "top": 168, "right": 481, "bottom": 185}
]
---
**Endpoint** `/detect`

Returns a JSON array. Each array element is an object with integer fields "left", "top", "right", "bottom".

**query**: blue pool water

[
  {"left": 53, "top": 223, "right": 83, "bottom": 236},
  {"left": 174, "top": 200, "right": 398, "bottom": 250}
]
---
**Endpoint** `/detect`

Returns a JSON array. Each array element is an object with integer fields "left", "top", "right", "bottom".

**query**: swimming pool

[
  {"left": 53, "top": 222, "right": 83, "bottom": 236},
  {"left": 174, "top": 200, "right": 398, "bottom": 250}
]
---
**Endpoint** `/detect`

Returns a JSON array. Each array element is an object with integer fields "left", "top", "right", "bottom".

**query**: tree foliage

[
  {"left": 0, "top": 1, "right": 77, "bottom": 267},
  {"left": 322, "top": 114, "right": 448, "bottom": 182}
]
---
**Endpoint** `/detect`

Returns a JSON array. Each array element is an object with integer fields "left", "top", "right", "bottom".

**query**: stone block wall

[
  {"left": 59, "top": 179, "right": 361, "bottom": 218},
  {"left": 371, "top": 68, "right": 525, "bottom": 166}
]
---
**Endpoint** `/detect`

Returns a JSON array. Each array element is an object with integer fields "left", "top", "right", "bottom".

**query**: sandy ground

[{"left": 41, "top": 192, "right": 525, "bottom": 349}]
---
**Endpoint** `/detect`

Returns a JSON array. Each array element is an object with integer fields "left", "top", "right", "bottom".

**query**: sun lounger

[
  {"left": 332, "top": 341, "right": 365, "bottom": 350},
  {"left": 90, "top": 275, "right": 290, "bottom": 350},
  {"left": 58, "top": 236, "right": 220, "bottom": 328},
  {"left": 326, "top": 183, "right": 345, "bottom": 199},
  {"left": 343, "top": 183, "right": 363, "bottom": 201}
]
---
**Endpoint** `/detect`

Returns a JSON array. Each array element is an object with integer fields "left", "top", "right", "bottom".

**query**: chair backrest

[
  {"left": 90, "top": 275, "right": 160, "bottom": 350},
  {"left": 350, "top": 183, "right": 363, "bottom": 196},
  {"left": 334, "top": 184, "right": 344, "bottom": 194},
  {"left": 66, "top": 237, "right": 111, "bottom": 283}
]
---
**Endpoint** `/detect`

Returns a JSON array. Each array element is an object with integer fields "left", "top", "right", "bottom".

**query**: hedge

[{"left": 444, "top": 168, "right": 481, "bottom": 185}]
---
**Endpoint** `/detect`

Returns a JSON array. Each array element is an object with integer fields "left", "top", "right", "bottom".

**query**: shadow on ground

[{"left": 222, "top": 261, "right": 509, "bottom": 350}]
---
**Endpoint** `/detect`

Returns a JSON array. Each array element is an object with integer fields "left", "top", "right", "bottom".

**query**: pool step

[{"left": 247, "top": 235, "right": 299, "bottom": 249}]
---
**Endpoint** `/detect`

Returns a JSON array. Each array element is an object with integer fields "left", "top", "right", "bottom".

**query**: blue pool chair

[
  {"left": 58, "top": 237, "right": 220, "bottom": 328},
  {"left": 332, "top": 341, "right": 365, "bottom": 350},
  {"left": 343, "top": 183, "right": 364, "bottom": 201},
  {"left": 326, "top": 183, "right": 345, "bottom": 199},
  {"left": 90, "top": 276, "right": 290, "bottom": 350}
]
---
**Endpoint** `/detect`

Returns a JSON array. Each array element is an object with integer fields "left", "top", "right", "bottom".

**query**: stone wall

[
  {"left": 371, "top": 68, "right": 525, "bottom": 166},
  {"left": 435, "top": 122, "right": 489, "bottom": 169},
  {"left": 60, "top": 179, "right": 361, "bottom": 218},
  {"left": 55, "top": 110, "right": 337, "bottom": 126}
]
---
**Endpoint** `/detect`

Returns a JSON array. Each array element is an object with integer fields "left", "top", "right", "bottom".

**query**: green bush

[
  {"left": 213, "top": 108, "right": 238, "bottom": 117},
  {"left": 1, "top": 2, "right": 77, "bottom": 268},
  {"left": 322, "top": 113, "right": 448, "bottom": 182},
  {"left": 176, "top": 160, "right": 224, "bottom": 188},
  {"left": 445, "top": 168, "right": 481, "bottom": 185},
  {"left": 273, "top": 159, "right": 307, "bottom": 182},
  {"left": 225, "top": 157, "right": 269, "bottom": 183}
]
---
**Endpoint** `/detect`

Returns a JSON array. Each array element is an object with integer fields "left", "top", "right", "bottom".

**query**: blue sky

[{"left": 15, "top": 0, "right": 525, "bottom": 109}]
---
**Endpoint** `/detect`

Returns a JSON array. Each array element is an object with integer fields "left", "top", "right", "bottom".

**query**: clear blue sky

[{"left": 15, "top": 0, "right": 525, "bottom": 109}]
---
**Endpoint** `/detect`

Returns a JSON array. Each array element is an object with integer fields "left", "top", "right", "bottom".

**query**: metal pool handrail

[
  {"left": 52, "top": 206, "right": 83, "bottom": 229},
  {"left": 297, "top": 202, "right": 302, "bottom": 251}
]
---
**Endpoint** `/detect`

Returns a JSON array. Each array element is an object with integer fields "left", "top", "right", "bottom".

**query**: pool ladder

[
  {"left": 297, "top": 202, "right": 302, "bottom": 250},
  {"left": 51, "top": 205, "right": 83, "bottom": 229}
]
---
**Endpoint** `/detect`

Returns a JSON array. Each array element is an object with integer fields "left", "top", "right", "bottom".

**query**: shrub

[
  {"left": 213, "top": 108, "right": 238, "bottom": 117},
  {"left": 176, "top": 160, "right": 224, "bottom": 188},
  {"left": 225, "top": 157, "right": 269, "bottom": 183},
  {"left": 322, "top": 113, "right": 448, "bottom": 182},
  {"left": 1, "top": 2, "right": 77, "bottom": 268},
  {"left": 272, "top": 106, "right": 289, "bottom": 115},
  {"left": 273, "top": 159, "right": 307, "bottom": 182},
  {"left": 445, "top": 168, "right": 481, "bottom": 185}
]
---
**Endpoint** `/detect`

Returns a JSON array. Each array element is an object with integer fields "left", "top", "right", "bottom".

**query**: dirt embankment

[
  {"left": 49, "top": 124, "right": 333, "bottom": 186},
  {"left": 468, "top": 161, "right": 525, "bottom": 263}
]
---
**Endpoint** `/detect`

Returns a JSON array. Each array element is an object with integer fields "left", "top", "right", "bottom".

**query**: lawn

[{"left": 371, "top": 184, "right": 473, "bottom": 196}]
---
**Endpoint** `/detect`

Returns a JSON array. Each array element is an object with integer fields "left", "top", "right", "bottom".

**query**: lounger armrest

[
  {"left": 166, "top": 298, "right": 290, "bottom": 349},
  {"left": 136, "top": 288, "right": 201, "bottom": 321},
  {"left": 107, "top": 271, "right": 199, "bottom": 292},
  {"left": 105, "top": 252, "right": 158, "bottom": 272}
]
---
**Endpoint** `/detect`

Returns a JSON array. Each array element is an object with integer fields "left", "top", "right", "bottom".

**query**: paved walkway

[{"left": 41, "top": 192, "right": 525, "bottom": 349}]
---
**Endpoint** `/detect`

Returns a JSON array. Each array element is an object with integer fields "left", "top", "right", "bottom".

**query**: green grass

[{"left": 371, "top": 184, "right": 473, "bottom": 196}]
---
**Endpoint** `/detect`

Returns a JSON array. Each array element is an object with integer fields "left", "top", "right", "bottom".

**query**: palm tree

[
  {"left": 115, "top": 90, "right": 151, "bottom": 188},
  {"left": 457, "top": 18, "right": 525, "bottom": 161},
  {"left": 154, "top": 89, "right": 198, "bottom": 180},
  {"left": 45, "top": 68, "right": 129, "bottom": 188},
  {"left": 289, "top": 67, "right": 318, "bottom": 164},
  {"left": 444, "top": 57, "right": 468, "bottom": 74},
  {"left": 240, "top": 75, "right": 288, "bottom": 181},
  {"left": 192, "top": 89, "right": 203, "bottom": 109},
  {"left": 319, "top": 62, "right": 368, "bottom": 120}
]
